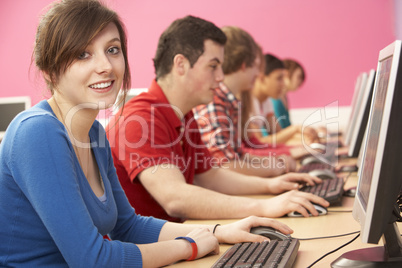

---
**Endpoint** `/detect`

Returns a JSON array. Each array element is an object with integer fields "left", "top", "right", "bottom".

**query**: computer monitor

[
  {"left": 347, "top": 69, "right": 376, "bottom": 158},
  {"left": 344, "top": 72, "right": 369, "bottom": 147},
  {"left": 0, "top": 96, "right": 31, "bottom": 141},
  {"left": 331, "top": 40, "right": 402, "bottom": 267}
]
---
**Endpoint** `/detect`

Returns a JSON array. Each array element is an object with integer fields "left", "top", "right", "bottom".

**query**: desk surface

[{"left": 173, "top": 167, "right": 397, "bottom": 267}]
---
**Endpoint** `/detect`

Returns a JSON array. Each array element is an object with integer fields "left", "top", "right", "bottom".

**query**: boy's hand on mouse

[{"left": 213, "top": 216, "right": 293, "bottom": 244}]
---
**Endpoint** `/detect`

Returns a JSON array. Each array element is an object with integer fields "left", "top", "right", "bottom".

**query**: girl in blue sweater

[{"left": 0, "top": 0, "right": 294, "bottom": 267}]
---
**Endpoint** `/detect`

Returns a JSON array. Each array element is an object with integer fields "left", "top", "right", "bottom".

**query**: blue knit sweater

[{"left": 0, "top": 100, "right": 166, "bottom": 267}]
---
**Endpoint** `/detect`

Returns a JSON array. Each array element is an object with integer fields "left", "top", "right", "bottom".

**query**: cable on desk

[
  {"left": 295, "top": 230, "right": 359, "bottom": 241},
  {"left": 306, "top": 232, "right": 360, "bottom": 268}
]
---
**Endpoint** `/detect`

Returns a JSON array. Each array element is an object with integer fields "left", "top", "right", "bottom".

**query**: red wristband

[{"left": 175, "top": 236, "right": 198, "bottom": 261}]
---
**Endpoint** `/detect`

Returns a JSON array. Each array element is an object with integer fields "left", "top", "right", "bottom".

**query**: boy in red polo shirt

[{"left": 106, "top": 16, "right": 328, "bottom": 222}]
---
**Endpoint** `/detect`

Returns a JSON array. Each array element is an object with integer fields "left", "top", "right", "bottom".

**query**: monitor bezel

[
  {"left": 344, "top": 72, "right": 369, "bottom": 146},
  {"left": 0, "top": 96, "right": 31, "bottom": 140},
  {"left": 352, "top": 40, "right": 402, "bottom": 244},
  {"left": 347, "top": 69, "right": 376, "bottom": 157}
]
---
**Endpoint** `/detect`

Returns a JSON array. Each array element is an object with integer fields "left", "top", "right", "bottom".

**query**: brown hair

[
  {"left": 220, "top": 26, "right": 260, "bottom": 75},
  {"left": 283, "top": 58, "right": 306, "bottom": 83},
  {"left": 264, "top": 53, "right": 285, "bottom": 75},
  {"left": 153, "top": 15, "right": 226, "bottom": 80},
  {"left": 33, "top": 0, "right": 131, "bottom": 100}
]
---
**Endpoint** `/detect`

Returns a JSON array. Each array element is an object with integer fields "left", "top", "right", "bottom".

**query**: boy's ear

[{"left": 173, "top": 54, "right": 189, "bottom": 76}]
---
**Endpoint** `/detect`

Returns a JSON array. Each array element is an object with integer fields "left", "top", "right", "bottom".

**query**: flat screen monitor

[
  {"left": 344, "top": 72, "right": 369, "bottom": 146},
  {"left": 332, "top": 40, "right": 402, "bottom": 267},
  {"left": 347, "top": 69, "right": 376, "bottom": 158},
  {"left": 355, "top": 123, "right": 368, "bottom": 170},
  {"left": 343, "top": 73, "right": 363, "bottom": 138},
  {"left": 0, "top": 96, "right": 31, "bottom": 141}
]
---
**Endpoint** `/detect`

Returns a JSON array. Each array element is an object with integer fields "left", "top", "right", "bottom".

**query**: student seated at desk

[
  {"left": 0, "top": 2, "right": 300, "bottom": 267},
  {"left": 272, "top": 58, "right": 305, "bottom": 129},
  {"left": 106, "top": 16, "right": 328, "bottom": 225},
  {"left": 193, "top": 28, "right": 315, "bottom": 165},
  {"left": 272, "top": 58, "right": 327, "bottom": 137},
  {"left": 249, "top": 54, "right": 319, "bottom": 146},
  {"left": 239, "top": 56, "right": 317, "bottom": 160}
]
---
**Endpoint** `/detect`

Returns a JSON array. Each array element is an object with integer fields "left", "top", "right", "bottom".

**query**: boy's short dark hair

[
  {"left": 264, "top": 53, "right": 285, "bottom": 76},
  {"left": 153, "top": 15, "right": 227, "bottom": 80}
]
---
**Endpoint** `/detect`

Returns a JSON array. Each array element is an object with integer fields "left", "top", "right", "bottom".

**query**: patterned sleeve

[{"left": 194, "top": 102, "right": 241, "bottom": 161}]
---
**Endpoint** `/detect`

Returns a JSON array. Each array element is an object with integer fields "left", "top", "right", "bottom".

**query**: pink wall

[{"left": 0, "top": 0, "right": 395, "bottom": 108}]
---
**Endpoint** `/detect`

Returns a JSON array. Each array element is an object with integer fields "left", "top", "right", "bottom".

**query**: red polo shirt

[{"left": 106, "top": 80, "right": 212, "bottom": 222}]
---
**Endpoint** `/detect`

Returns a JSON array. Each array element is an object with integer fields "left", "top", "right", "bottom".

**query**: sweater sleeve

[
  {"left": 103, "top": 123, "right": 167, "bottom": 244},
  {"left": 9, "top": 114, "right": 163, "bottom": 267}
]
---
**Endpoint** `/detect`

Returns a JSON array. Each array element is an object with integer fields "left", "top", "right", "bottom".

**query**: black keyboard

[
  {"left": 212, "top": 238, "right": 299, "bottom": 268},
  {"left": 298, "top": 162, "right": 335, "bottom": 173},
  {"left": 299, "top": 176, "right": 344, "bottom": 205}
]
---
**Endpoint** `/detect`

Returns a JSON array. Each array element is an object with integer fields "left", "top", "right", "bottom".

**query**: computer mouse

[
  {"left": 250, "top": 226, "right": 290, "bottom": 241},
  {"left": 309, "top": 143, "right": 327, "bottom": 153},
  {"left": 287, "top": 203, "right": 328, "bottom": 218},
  {"left": 308, "top": 169, "right": 337, "bottom": 180},
  {"left": 343, "top": 186, "right": 356, "bottom": 197},
  {"left": 317, "top": 132, "right": 326, "bottom": 139},
  {"left": 300, "top": 155, "right": 322, "bottom": 166}
]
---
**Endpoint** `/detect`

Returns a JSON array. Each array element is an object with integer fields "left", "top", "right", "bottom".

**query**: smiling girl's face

[{"left": 54, "top": 22, "right": 125, "bottom": 110}]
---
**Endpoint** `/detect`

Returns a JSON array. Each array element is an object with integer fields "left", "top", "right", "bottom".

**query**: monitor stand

[{"left": 331, "top": 222, "right": 402, "bottom": 267}]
